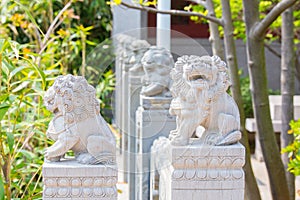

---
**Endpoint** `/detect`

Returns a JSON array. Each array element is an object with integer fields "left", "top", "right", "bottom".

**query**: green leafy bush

[
  {"left": 239, "top": 71, "right": 280, "bottom": 118},
  {"left": 240, "top": 74, "right": 253, "bottom": 118},
  {"left": 0, "top": 39, "right": 58, "bottom": 199},
  {"left": 0, "top": 0, "right": 112, "bottom": 74},
  {"left": 282, "top": 119, "right": 300, "bottom": 175},
  {"left": 0, "top": 0, "right": 114, "bottom": 199}
]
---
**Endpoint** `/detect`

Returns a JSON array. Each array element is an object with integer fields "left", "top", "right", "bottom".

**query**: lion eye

[
  {"left": 48, "top": 99, "right": 54, "bottom": 105},
  {"left": 146, "top": 60, "right": 152, "bottom": 65}
]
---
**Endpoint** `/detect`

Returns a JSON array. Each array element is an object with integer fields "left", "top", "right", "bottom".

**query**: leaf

[
  {"left": 12, "top": 80, "right": 30, "bottom": 93},
  {"left": 7, "top": 132, "right": 14, "bottom": 153},
  {"left": 114, "top": 0, "right": 122, "bottom": 5},
  {"left": 9, "top": 65, "right": 28, "bottom": 80},
  {"left": 18, "top": 149, "right": 35, "bottom": 160},
  {"left": 86, "top": 40, "right": 97, "bottom": 46},
  {"left": 1, "top": 60, "right": 11, "bottom": 76},
  {"left": 0, "top": 39, "right": 10, "bottom": 53},
  {"left": 22, "top": 57, "right": 46, "bottom": 90},
  {"left": 0, "top": 104, "right": 10, "bottom": 120},
  {"left": 0, "top": 177, "right": 4, "bottom": 200},
  {"left": 8, "top": 40, "right": 20, "bottom": 59},
  {"left": 14, "top": 1, "right": 44, "bottom": 37},
  {"left": 0, "top": 94, "right": 8, "bottom": 102}
]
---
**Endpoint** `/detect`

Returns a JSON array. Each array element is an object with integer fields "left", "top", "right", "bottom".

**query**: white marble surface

[
  {"left": 44, "top": 75, "right": 116, "bottom": 165},
  {"left": 168, "top": 55, "right": 241, "bottom": 146},
  {"left": 152, "top": 138, "right": 245, "bottom": 200}
]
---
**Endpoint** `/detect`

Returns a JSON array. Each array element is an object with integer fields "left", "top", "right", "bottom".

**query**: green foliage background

[
  {"left": 282, "top": 119, "right": 300, "bottom": 175},
  {"left": 0, "top": 0, "right": 114, "bottom": 199},
  {"left": 187, "top": 0, "right": 300, "bottom": 43}
]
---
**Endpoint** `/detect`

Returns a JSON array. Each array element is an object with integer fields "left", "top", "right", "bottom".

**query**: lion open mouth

[
  {"left": 188, "top": 74, "right": 206, "bottom": 81},
  {"left": 184, "top": 71, "right": 211, "bottom": 88}
]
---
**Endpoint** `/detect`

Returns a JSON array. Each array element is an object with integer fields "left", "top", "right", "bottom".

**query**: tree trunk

[
  {"left": 206, "top": 0, "right": 224, "bottom": 60},
  {"left": 281, "top": 6, "right": 295, "bottom": 200},
  {"left": 221, "top": 0, "right": 261, "bottom": 199},
  {"left": 242, "top": 0, "right": 290, "bottom": 199},
  {"left": 295, "top": 46, "right": 300, "bottom": 89}
]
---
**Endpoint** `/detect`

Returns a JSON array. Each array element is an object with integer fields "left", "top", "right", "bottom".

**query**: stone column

[
  {"left": 122, "top": 39, "right": 150, "bottom": 190},
  {"left": 121, "top": 61, "right": 131, "bottom": 182},
  {"left": 43, "top": 160, "right": 118, "bottom": 200},
  {"left": 157, "top": 0, "right": 171, "bottom": 50},
  {"left": 114, "top": 35, "right": 134, "bottom": 165},
  {"left": 112, "top": 0, "right": 148, "bottom": 39},
  {"left": 152, "top": 140, "right": 245, "bottom": 200},
  {"left": 128, "top": 74, "right": 142, "bottom": 198},
  {"left": 136, "top": 96, "right": 176, "bottom": 200}
]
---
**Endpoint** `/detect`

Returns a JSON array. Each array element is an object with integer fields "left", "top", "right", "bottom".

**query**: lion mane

[{"left": 45, "top": 75, "right": 100, "bottom": 123}]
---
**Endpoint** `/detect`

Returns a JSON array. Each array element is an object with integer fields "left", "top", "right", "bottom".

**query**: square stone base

[
  {"left": 42, "top": 159, "right": 117, "bottom": 200},
  {"left": 158, "top": 142, "right": 245, "bottom": 200}
]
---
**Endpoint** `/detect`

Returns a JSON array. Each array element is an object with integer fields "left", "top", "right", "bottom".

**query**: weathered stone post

[
  {"left": 114, "top": 34, "right": 134, "bottom": 147},
  {"left": 127, "top": 40, "right": 151, "bottom": 199},
  {"left": 135, "top": 46, "right": 176, "bottom": 200},
  {"left": 42, "top": 75, "right": 117, "bottom": 200},
  {"left": 151, "top": 55, "right": 245, "bottom": 200},
  {"left": 115, "top": 36, "right": 150, "bottom": 187}
]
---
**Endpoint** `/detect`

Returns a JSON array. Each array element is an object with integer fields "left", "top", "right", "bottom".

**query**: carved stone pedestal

[
  {"left": 155, "top": 141, "right": 245, "bottom": 200},
  {"left": 43, "top": 159, "right": 118, "bottom": 200},
  {"left": 136, "top": 96, "right": 176, "bottom": 200}
]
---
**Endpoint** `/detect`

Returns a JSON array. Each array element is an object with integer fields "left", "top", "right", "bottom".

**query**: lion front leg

[
  {"left": 169, "top": 121, "right": 198, "bottom": 146},
  {"left": 45, "top": 130, "right": 79, "bottom": 161}
]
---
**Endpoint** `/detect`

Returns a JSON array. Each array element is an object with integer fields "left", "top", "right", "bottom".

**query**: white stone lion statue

[
  {"left": 168, "top": 55, "right": 242, "bottom": 146},
  {"left": 44, "top": 75, "right": 116, "bottom": 164},
  {"left": 140, "top": 46, "right": 174, "bottom": 97}
]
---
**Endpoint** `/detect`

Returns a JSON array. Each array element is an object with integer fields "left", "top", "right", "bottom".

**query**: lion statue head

[
  {"left": 140, "top": 46, "right": 174, "bottom": 97},
  {"left": 44, "top": 74, "right": 100, "bottom": 128},
  {"left": 170, "top": 55, "right": 231, "bottom": 102}
]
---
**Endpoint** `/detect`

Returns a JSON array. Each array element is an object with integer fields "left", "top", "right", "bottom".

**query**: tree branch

[
  {"left": 253, "top": 0, "right": 297, "bottom": 37},
  {"left": 40, "top": 1, "right": 72, "bottom": 50},
  {"left": 264, "top": 43, "right": 281, "bottom": 58},
  {"left": 120, "top": 1, "right": 223, "bottom": 26}
]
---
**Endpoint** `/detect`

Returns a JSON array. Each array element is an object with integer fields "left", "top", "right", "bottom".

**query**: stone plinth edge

[
  {"left": 42, "top": 159, "right": 117, "bottom": 200},
  {"left": 140, "top": 95, "right": 172, "bottom": 110},
  {"left": 171, "top": 142, "right": 245, "bottom": 169}
]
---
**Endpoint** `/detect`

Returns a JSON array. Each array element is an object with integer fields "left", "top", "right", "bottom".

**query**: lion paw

[
  {"left": 203, "top": 133, "right": 219, "bottom": 145},
  {"left": 44, "top": 150, "right": 63, "bottom": 162}
]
